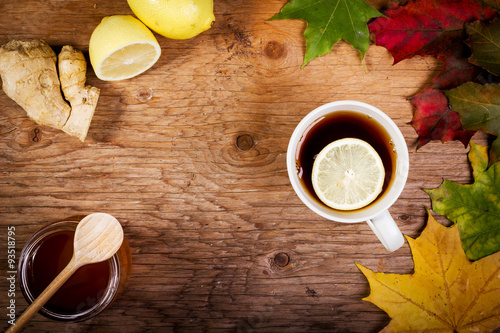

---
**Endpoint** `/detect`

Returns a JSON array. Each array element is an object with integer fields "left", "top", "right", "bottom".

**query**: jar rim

[{"left": 18, "top": 220, "right": 122, "bottom": 322}]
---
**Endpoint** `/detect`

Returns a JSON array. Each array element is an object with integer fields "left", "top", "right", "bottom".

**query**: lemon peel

[{"left": 127, "top": 0, "right": 215, "bottom": 40}]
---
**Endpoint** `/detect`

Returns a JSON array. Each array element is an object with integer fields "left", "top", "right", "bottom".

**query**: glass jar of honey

[{"left": 18, "top": 220, "right": 132, "bottom": 322}]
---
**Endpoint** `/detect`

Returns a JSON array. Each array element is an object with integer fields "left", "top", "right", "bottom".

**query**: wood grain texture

[{"left": 0, "top": 0, "right": 490, "bottom": 332}]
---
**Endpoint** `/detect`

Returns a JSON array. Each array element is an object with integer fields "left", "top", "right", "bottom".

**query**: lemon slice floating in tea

[{"left": 311, "top": 138, "right": 385, "bottom": 210}]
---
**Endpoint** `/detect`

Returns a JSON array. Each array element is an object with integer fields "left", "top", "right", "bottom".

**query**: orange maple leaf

[{"left": 357, "top": 212, "right": 500, "bottom": 332}]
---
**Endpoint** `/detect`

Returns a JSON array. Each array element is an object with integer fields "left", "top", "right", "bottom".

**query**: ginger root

[
  {"left": 0, "top": 40, "right": 71, "bottom": 129},
  {"left": 0, "top": 40, "right": 99, "bottom": 141},
  {"left": 58, "top": 45, "right": 100, "bottom": 141}
]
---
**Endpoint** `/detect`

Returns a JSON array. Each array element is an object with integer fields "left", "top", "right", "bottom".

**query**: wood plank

[{"left": 0, "top": 0, "right": 492, "bottom": 332}]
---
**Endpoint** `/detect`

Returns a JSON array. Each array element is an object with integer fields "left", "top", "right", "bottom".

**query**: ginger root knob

[
  {"left": 58, "top": 45, "right": 100, "bottom": 141},
  {"left": 0, "top": 40, "right": 71, "bottom": 129},
  {"left": 0, "top": 40, "right": 100, "bottom": 141}
]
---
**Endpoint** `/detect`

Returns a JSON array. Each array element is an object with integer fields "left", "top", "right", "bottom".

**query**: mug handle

[{"left": 366, "top": 210, "right": 405, "bottom": 252}]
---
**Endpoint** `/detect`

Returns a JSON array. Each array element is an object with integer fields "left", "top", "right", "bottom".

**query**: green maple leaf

[
  {"left": 425, "top": 142, "right": 500, "bottom": 261},
  {"left": 269, "top": 0, "right": 383, "bottom": 67},
  {"left": 445, "top": 82, "right": 500, "bottom": 164},
  {"left": 466, "top": 17, "right": 500, "bottom": 76}
]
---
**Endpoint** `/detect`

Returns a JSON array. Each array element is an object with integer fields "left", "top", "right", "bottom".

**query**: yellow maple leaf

[{"left": 357, "top": 212, "right": 500, "bottom": 332}]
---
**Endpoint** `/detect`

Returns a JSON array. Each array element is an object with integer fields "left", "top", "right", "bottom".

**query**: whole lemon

[{"left": 127, "top": 0, "right": 215, "bottom": 40}]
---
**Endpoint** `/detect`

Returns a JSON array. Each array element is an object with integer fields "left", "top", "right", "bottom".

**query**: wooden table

[{"left": 0, "top": 1, "right": 486, "bottom": 332}]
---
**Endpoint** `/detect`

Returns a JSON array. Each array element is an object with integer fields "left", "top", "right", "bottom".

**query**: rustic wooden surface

[{"left": 0, "top": 0, "right": 490, "bottom": 332}]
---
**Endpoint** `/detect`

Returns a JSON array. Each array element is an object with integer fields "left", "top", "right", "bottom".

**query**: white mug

[{"left": 286, "top": 101, "right": 409, "bottom": 252}]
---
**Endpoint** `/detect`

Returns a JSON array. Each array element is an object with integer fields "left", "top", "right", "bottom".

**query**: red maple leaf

[
  {"left": 410, "top": 46, "right": 481, "bottom": 148},
  {"left": 368, "top": 0, "right": 497, "bottom": 64},
  {"left": 410, "top": 88, "right": 475, "bottom": 148},
  {"left": 369, "top": 0, "right": 496, "bottom": 148}
]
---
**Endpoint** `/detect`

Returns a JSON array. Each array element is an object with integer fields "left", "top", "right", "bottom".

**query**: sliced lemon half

[
  {"left": 311, "top": 138, "right": 385, "bottom": 210},
  {"left": 89, "top": 15, "right": 161, "bottom": 81}
]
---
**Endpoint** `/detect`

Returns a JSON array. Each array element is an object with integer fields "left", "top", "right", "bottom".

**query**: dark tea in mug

[{"left": 295, "top": 111, "right": 397, "bottom": 211}]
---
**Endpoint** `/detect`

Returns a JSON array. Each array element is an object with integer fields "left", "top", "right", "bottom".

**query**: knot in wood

[
  {"left": 29, "top": 127, "right": 41, "bottom": 142},
  {"left": 136, "top": 87, "right": 154, "bottom": 102},
  {"left": 236, "top": 134, "right": 254, "bottom": 151},
  {"left": 398, "top": 214, "right": 409, "bottom": 221},
  {"left": 264, "top": 41, "right": 284, "bottom": 59},
  {"left": 273, "top": 252, "right": 290, "bottom": 267}
]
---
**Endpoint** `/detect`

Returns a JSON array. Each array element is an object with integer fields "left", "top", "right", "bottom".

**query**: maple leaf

[
  {"left": 368, "top": 0, "right": 497, "bottom": 64},
  {"left": 269, "top": 0, "right": 383, "bottom": 67},
  {"left": 409, "top": 45, "right": 481, "bottom": 148},
  {"left": 404, "top": 11, "right": 499, "bottom": 149},
  {"left": 466, "top": 17, "right": 500, "bottom": 76},
  {"left": 410, "top": 88, "right": 475, "bottom": 148},
  {"left": 357, "top": 212, "right": 500, "bottom": 332},
  {"left": 446, "top": 83, "right": 500, "bottom": 164},
  {"left": 426, "top": 142, "right": 500, "bottom": 260},
  {"left": 478, "top": 0, "right": 500, "bottom": 10},
  {"left": 368, "top": 0, "right": 499, "bottom": 149}
]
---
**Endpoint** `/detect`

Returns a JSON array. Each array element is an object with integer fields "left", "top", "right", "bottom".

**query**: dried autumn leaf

[
  {"left": 466, "top": 18, "right": 500, "bottom": 76},
  {"left": 369, "top": 0, "right": 499, "bottom": 149},
  {"left": 426, "top": 142, "right": 500, "bottom": 260},
  {"left": 446, "top": 83, "right": 500, "bottom": 164},
  {"left": 368, "top": 0, "right": 496, "bottom": 64},
  {"left": 357, "top": 212, "right": 500, "bottom": 332},
  {"left": 406, "top": 2, "right": 500, "bottom": 152},
  {"left": 409, "top": 45, "right": 481, "bottom": 148},
  {"left": 410, "top": 87, "right": 475, "bottom": 148},
  {"left": 478, "top": 0, "right": 500, "bottom": 10},
  {"left": 269, "top": 0, "right": 383, "bottom": 67},
  {"left": 407, "top": 16, "right": 497, "bottom": 149}
]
